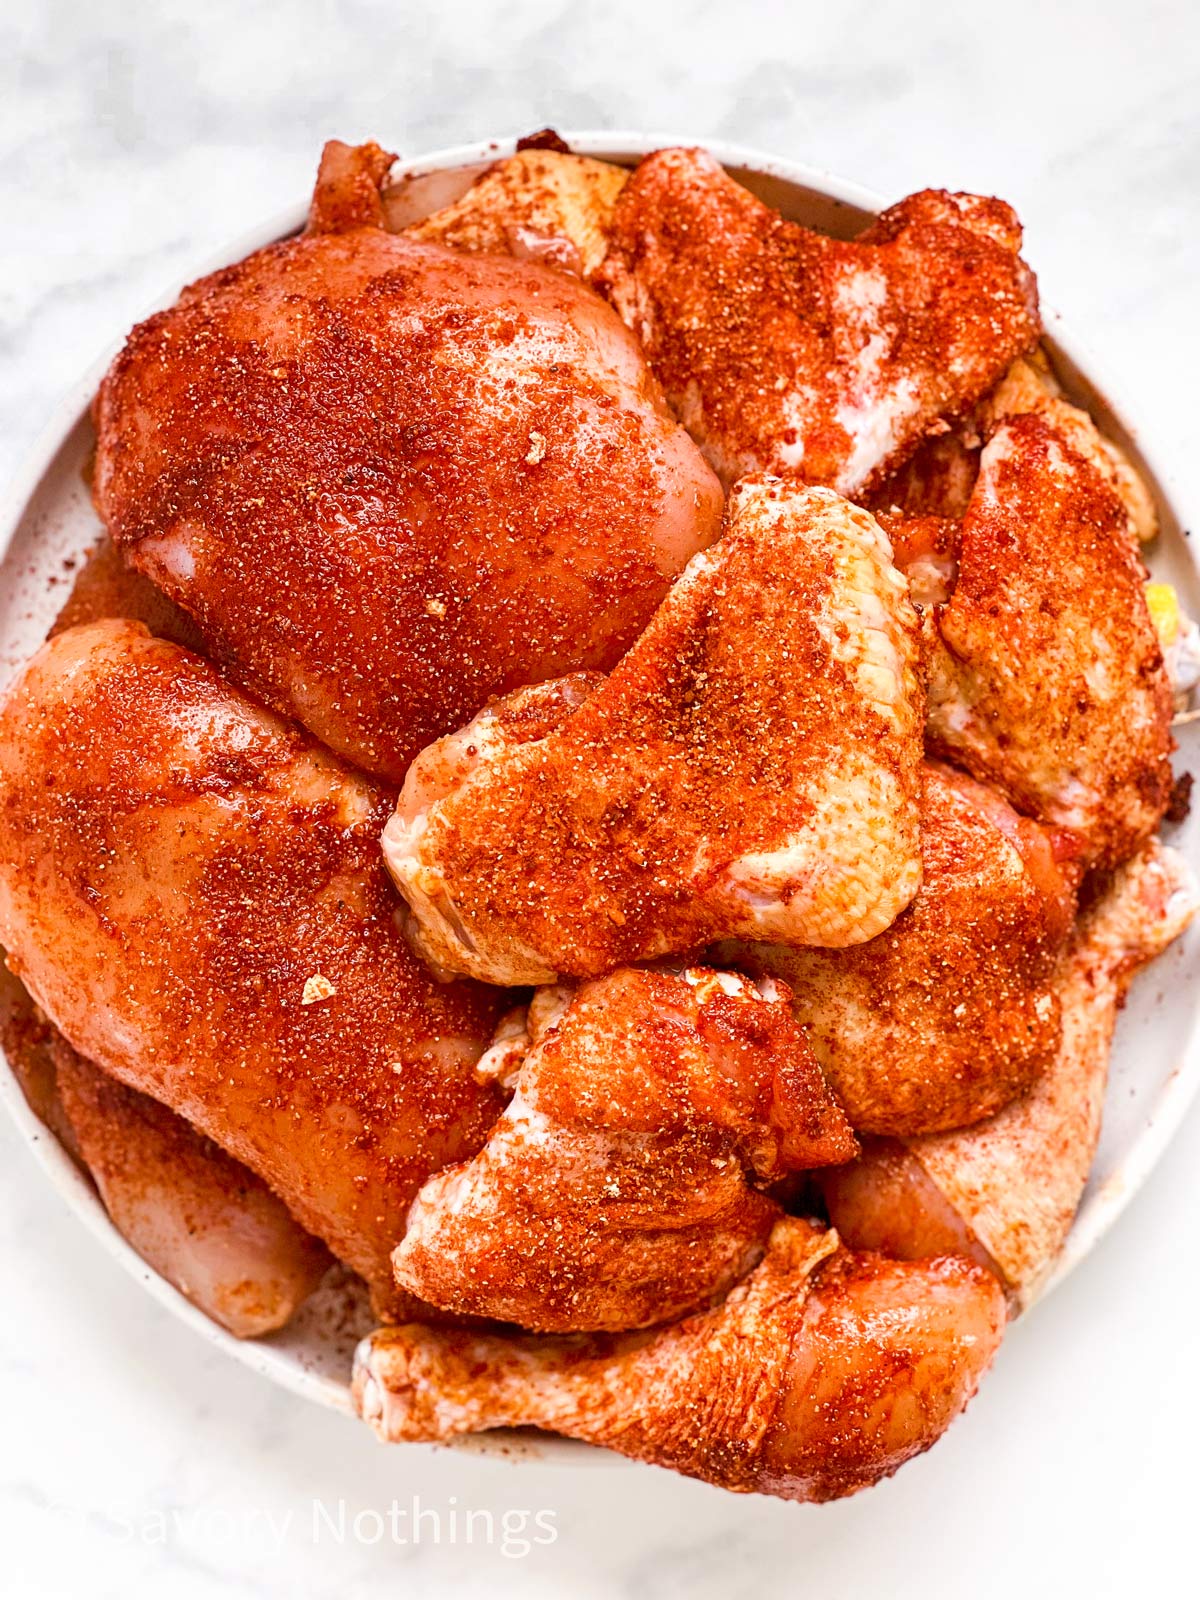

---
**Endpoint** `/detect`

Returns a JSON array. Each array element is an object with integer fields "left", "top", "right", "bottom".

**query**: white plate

[{"left": 2, "top": 133, "right": 1199, "bottom": 1423}]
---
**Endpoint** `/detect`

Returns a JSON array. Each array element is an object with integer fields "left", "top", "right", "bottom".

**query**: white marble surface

[{"left": 3, "top": 2, "right": 1200, "bottom": 1596}]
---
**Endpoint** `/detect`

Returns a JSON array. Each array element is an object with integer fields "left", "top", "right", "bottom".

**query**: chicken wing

[
  {"left": 0, "top": 969, "right": 330, "bottom": 1338},
  {"left": 824, "top": 838, "right": 1196, "bottom": 1306},
  {"left": 397, "top": 147, "right": 627, "bottom": 277},
  {"left": 91, "top": 139, "right": 723, "bottom": 782},
  {"left": 392, "top": 966, "right": 855, "bottom": 1331},
  {"left": 869, "top": 351, "right": 1158, "bottom": 544},
  {"left": 981, "top": 356, "right": 1158, "bottom": 544},
  {"left": 0, "top": 620, "right": 505, "bottom": 1308},
  {"left": 724, "top": 762, "right": 1076, "bottom": 1137},
  {"left": 597, "top": 147, "right": 1039, "bottom": 494},
  {"left": 357, "top": 1217, "right": 1005, "bottom": 1502},
  {"left": 383, "top": 476, "right": 924, "bottom": 985},
  {"left": 920, "top": 402, "right": 1173, "bottom": 867}
]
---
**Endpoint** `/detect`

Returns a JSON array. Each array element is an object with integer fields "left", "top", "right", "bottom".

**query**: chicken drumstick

[
  {"left": 0, "top": 620, "right": 504, "bottom": 1309},
  {"left": 357, "top": 1217, "right": 1006, "bottom": 1502}
]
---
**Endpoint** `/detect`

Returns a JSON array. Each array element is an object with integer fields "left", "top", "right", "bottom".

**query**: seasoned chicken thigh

[
  {"left": 920, "top": 401, "right": 1172, "bottom": 867},
  {"left": 92, "top": 139, "right": 723, "bottom": 782},
  {"left": 0, "top": 969, "right": 330, "bottom": 1338},
  {"left": 825, "top": 839, "right": 1196, "bottom": 1306},
  {"left": 393, "top": 966, "right": 855, "bottom": 1330},
  {"left": 0, "top": 621, "right": 504, "bottom": 1308},
  {"left": 383, "top": 477, "right": 924, "bottom": 985},
  {"left": 725, "top": 763, "right": 1076, "bottom": 1136},
  {"left": 357, "top": 1217, "right": 1006, "bottom": 1502},
  {"left": 597, "top": 147, "right": 1039, "bottom": 494}
]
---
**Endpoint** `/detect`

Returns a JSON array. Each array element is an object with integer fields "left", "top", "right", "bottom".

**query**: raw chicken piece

[
  {"left": 819, "top": 1139, "right": 1004, "bottom": 1282},
  {"left": 393, "top": 966, "right": 855, "bottom": 1331},
  {"left": 921, "top": 403, "right": 1173, "bottom": 867},
  {"left": 825, "top": 839, "right": 1197, "bottom": 1306},
  {"left": 356, "top": 1217, "right": 1005, "bottom": 1502},
  {"left": 0, "top": 970, "right": 330, "bottom": 1338},
  {"left": 597, "top": 147, "right": 1039, "bottom": 494},
  {"left": 397, "top": 146, "right": 627, "bottom": 277},
  {"left": 49, "top": 534, "right": 204, "bottom": 651},
  {"left": 981, "top": 357, "right": 1158, "bottom": 543},
  {"left": 724, "top": 763, "right": 1076, "bottom": 1137},
  {"left": 868, "top": 428, "right": 981, "bottom": 523},
  {"left": 0, "top": 621, "right": 504, "bottom": 1309},
  {"left": 306, "top": 137, "right": 395, "bottom": 233},
  {"left": 383, "top": 477, "right": 924, "bottom": 985},
  {"left": 869, "top": 350, "right": 1157, "bottom": 544},
  {"left": 92, "top": 139, "right": 723, "bottom": 782}
]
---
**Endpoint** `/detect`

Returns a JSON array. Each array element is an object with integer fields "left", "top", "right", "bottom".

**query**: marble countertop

[{"left": 3, "top": 1, "right": 1200, "bottom": 1595}]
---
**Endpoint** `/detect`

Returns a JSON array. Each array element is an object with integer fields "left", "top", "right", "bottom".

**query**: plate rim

[{"left": 1, "top": 130, "right": 1197, "bottom": 1421}]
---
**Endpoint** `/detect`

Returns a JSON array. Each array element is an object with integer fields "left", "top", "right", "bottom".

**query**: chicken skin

[
  {"left": 357, "top": 1217, "right": 1005, "bottom": 1502},
  {"left": 383, "top": 477, "right": 924, "bottom": 986},
  {"left": 597, "top": 147, "right": 1039, "bottom": 495},
  {"left": 825, "top": 838, "right": 1196, "bottom": 1306},
  {"left": 48, "top": 532, "right": 206, "bottom": 653},
  {"left": 0, "top": 620, "right": 505, "bottom": 1308},
  {"left": 392, "top": 966, "right": 856, "bottom": 1331},
  {"left": 397, "top": 146, "right": 628, "bottom": 278},
  {"left": 870, "top": 352, "right": 1158, "bottom": 543},
  {"left": 91, "top": 139, "right": 723, "bottom": 782},
  {"left": 725, "top": 763, "right": 1076, "bottom": 1137},
  {"left": 0, "top": 970, "right": 330, "bottom": 1338},
  {"left": 980, "top": 356, "right": 1158, "bottom": 544},
  {"left": 868, "top": 427, "right": 982, "bottom": 525},
  {"left": 919, "top": 399, "right": 1173, "bottom": 867}
]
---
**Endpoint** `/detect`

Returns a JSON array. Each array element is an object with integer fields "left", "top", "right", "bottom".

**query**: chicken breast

[
  {"left": 0, "top": 620, "right": 504, "bottom": 1308},
  {"left": 383, "top": 477, "right": 924, "bottom": 985},
  {"left": 393, "top": 966, "right": 855, "bottom": 1331},
  {"left": 597, "top": 147, "right": 1040, "bottom": 494},
  {"left": 91, "top": 139, "right": 723, "bottom": 782},
  {"left": 725, "top": 763, "right": 1077, "bottom": 1137},
  {"left": 356, "top": 1217, "right": 1006, "bottom": 1503}
]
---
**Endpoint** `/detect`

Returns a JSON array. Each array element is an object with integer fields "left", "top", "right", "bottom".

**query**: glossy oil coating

[{"left": 91, "top": 140, "right": 724, "bottom": 782}]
